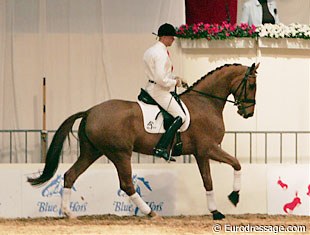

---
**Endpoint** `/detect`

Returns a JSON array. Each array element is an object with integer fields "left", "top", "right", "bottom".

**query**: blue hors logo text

[
  {"left": 113, "top": 174, "right": 164, "bottom": 215},
  {"left": 36, "top": 175, "right": 88, "bottom": 215}
]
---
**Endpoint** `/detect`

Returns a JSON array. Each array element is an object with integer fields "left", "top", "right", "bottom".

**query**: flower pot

[
  {"left": 179, "top": 38, "right": 256, "bottom": 49},
  {"left": 258, "top": 38, "right": 310, "bottom": 49}
]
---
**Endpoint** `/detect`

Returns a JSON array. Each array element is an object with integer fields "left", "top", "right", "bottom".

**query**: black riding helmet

[{"left": 157, "top": 23, "right": 176, "bottom": 37}]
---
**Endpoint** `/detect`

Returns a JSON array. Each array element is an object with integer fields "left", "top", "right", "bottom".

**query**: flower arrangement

[
  {"left": 176, "top": 22, "right": 310, "bottom": 40},
  {"left": 256, "top": 23, "right": 310, "bottom": 39},
  {"left": 176, "top": 22, "right": 257, "bottom": 40}
]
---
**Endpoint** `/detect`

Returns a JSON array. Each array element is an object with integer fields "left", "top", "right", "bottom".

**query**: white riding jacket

[
  {"left": 240, "top": 0, "right": 280, "bottom": 26},
  {"left": 143, "top": 41, "right": 186, "bottom": 122}
]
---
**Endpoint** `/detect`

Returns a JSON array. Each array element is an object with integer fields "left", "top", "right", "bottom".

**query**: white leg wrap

[
  {"left": 206, "top": 190, "right": 217, "bottom": 212},
  {"left": 233, "top": 170, "right": 242, "bottom": 191},
  {"left": 62, "top": 188, "right": 72, "bottom": 217},
  {"left": 129, "top": 192, "right": 151, "bottom": 215}
]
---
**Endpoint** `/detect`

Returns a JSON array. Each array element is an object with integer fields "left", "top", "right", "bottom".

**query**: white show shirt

[
  {"left": 143, "top": 41, "right": 176, "bottom": 92},
  {"left": 142, "top": 41, "right": 186, "bottom": 122}
]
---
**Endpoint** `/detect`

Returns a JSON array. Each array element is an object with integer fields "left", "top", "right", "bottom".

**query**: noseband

[{"left": 187, "top": 66, "right": 256, "bottom": 107}]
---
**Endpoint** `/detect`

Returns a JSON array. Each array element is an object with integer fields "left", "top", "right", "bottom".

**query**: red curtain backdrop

[{"left": 185, "top": 0, "right": 237, "bottom": 25}]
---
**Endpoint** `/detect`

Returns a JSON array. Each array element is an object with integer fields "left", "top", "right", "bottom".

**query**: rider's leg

[
  {"left": 151, "top": 92, "right": 186, "bottom": 161},
  {"left": 153, "top": 116, "right": 183, "bottom": 160},
  {"left": 161, "top": 94, "right": 186, "bottom": 122},
  {"left": 154, "top": 94, "right": 186, "bottom": 160}
]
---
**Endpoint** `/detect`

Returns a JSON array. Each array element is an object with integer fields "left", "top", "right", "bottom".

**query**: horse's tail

[{"left": 27, "top": 111, "right": 88, "bottom": 186}]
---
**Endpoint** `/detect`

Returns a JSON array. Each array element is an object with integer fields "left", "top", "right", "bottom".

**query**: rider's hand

[
  {"left": 175, "top": 77, "right": 182, "bottom": 87},
  {"left": 181, "top": 80, "right": 189, "bottom": 88},
  {"left": 176, "top": 77, "right": 188, "bottom": 88}
]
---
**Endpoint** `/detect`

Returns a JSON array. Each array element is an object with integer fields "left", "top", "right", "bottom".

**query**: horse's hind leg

[
  {"left": 62, "top": 139, "right": 101, "bottom": 218},
  {"left": 207, "top": 144, "right": 241, "bottom": 207},
  {"left": 108, "top": 152, "right": 158, "bottom": 219}
]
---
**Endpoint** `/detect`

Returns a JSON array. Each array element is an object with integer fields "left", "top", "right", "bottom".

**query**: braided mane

[{"left": 181, "top": 63, "right": 242, "bottom": 95}]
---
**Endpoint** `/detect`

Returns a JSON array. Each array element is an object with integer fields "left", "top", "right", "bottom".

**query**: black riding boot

[{"left": 153, "top": 116, "right": 183, "bottom": 161}]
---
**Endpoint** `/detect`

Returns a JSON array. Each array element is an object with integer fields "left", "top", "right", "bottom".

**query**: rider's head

[{"left": 157, "top": 23, "right": 176, "bottom": 47}]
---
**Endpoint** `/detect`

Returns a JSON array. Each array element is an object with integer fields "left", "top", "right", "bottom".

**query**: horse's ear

[
  {"left": 252, "top": 63, "right": 260, "bottom": 73},
  {"left": 250, "top": 62, "right": 260, "bottom": 74},
  {"left": 254, "top": 62, "right": 260, "bottom": 72}
]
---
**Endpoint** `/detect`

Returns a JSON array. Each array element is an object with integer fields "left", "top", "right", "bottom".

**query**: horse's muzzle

[
  {"left": 243, "top": 112, "right": 254, "bottom": 119},
  {"left": 237, "top": 108, "right": 254, "bottom": 119}
]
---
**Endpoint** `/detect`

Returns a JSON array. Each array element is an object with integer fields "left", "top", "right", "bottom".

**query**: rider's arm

[{"left": 153, "top": 52, "right": 177, "bottom": 88}]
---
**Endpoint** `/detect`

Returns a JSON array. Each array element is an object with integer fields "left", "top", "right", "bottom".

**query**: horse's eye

[{"left": 249, "top": 83, "right": 256, "bottom": 90}]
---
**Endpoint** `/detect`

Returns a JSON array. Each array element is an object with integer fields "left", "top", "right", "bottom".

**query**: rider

[{"left": 143, "top": 23, "right": 186, "bottom": 161}]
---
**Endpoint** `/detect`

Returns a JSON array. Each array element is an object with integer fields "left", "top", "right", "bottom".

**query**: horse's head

[{"left": 232, "top": 63, "right": 259, "bottom": 119}]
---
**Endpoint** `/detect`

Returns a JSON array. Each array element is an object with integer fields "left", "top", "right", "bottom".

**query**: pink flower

[
  {"left": 222, "top": 21, "right": 230, "bottom": 30},
  {"left": 212, "top": 26, "right": 219, "bottom": 34},
  {"left": 197, "top": 22, "right": 204, "bottom": 27},
  {"left": 229, "top": 24, "right": 237, "bottom": 31},
  {"left": 204, "top": 23, "right": 210, "bottom": 30},
  {"left": 179, "top": 24, "right": 188, "bottom": 30},
  {"left": 240, "top": 23, "right": 249, "bottom": 30},
  {"left": 192, "top": 24, "right": 199, "bottom": 33},
  {"left": 175, "top": 22, "right": 258, "bottom": 39}
]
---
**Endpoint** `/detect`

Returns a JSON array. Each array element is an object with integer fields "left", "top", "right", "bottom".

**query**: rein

[
  {"left": 186, "top": 67, "right": 256, "bottom": 107},
  {"left": 188, "top": 88, "right": 237, "bottom": 105}
]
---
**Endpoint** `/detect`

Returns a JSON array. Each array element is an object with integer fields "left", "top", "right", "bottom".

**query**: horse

[{"left": 28, "top": 63, "right": 259, "bottom": 220}]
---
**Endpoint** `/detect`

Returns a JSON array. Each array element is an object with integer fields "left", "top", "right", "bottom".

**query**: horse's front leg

[
  {"left": 194, "top": 155, "right": 225, "bottom": 220},
  {"left": 207, "top": 144, "right": 241, "bottom": 206}
]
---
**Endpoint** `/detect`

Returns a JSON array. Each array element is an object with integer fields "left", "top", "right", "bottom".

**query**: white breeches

[{"left": 148, "top": 90, "right": 186, "bottom": 123}]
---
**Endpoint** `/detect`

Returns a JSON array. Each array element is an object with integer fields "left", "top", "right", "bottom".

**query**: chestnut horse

[{"left": 28, "top": 63, "right": 259, "bottom": 220}]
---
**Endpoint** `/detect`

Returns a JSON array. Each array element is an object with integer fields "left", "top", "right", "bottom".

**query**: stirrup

[{"left": 153, "top": 148, "right": 176, "bottom": 162}]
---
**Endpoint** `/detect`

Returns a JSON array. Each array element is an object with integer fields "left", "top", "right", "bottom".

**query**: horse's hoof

[
  {"left": 62, "top": 213, "right": 77, "bottom": 219},
  {"left": 228, "top": 191, "right": 239, "bottom": 206},
  {"left": 211, "top": 210, "right": 225, "bottom": 220},
  {"left": 168, "top": 157, "right": 176, "bottom": 162},
  {"left": 148, "top": 211, "right": 162, "bottom": 220},
  {"left": 62, "top": 208, "right": 76, "bottom": 219},
  {"left": 64, "top": 212, "right": 77, "bottom": 219}
]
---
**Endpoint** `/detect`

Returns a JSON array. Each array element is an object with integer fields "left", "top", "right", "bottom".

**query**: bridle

[
  {"left": 232, "top": 67, "right": 256, "bottom": 109},
  {"left": 186, "top": 66, "right": 256, "bottom": 109}
]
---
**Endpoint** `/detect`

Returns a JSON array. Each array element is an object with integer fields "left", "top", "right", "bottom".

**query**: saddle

[
  {"left": 138, "top": 89, "right": 175, "bottom": 129},
  {"left": 137, "top": 89, "right": 190, "bottom": 156}
]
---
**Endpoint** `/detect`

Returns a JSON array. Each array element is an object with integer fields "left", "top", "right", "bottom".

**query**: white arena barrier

[{"left": 0, "top": 163, "right": 309, "bottom": 218}]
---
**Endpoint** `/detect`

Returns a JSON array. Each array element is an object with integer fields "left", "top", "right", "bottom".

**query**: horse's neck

[
  {"left": 201, "top": 77, "right": 228, "bottom": 98},
  {"left": 196, "top": 67, "right": 239, "bottom": 99},
  {"left": 184, "top": 66, "right": 244, "bottom": 112}
]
